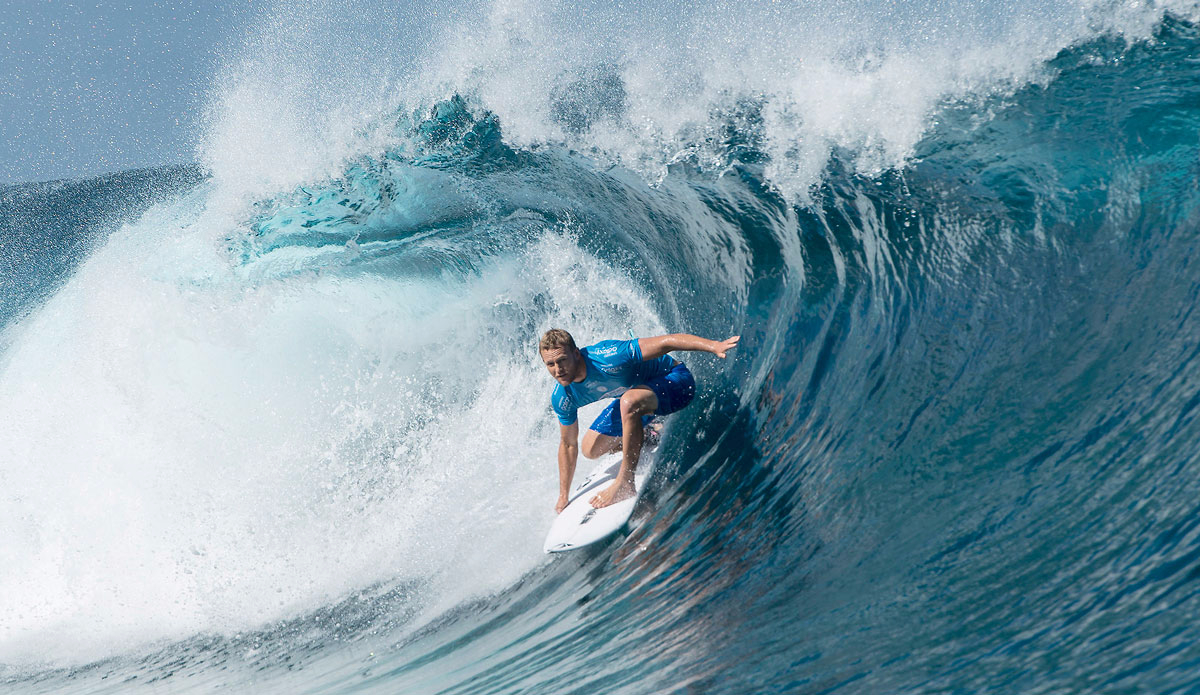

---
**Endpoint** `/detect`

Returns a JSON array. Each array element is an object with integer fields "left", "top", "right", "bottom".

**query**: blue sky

[{"left": 1, "top": 1, "right": 259, "bottom": 184}]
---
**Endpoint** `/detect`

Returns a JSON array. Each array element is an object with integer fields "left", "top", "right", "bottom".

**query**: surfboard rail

[{"left": 543, "top": 454, "right": 654, "bottom": 553}]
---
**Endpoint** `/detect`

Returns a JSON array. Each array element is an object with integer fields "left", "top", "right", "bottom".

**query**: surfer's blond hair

[{"left": 539, "top": 328, "right": 578, "bottom": 353}]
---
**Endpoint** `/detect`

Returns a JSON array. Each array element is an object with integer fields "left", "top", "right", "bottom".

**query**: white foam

[
  {"left": 197, "top": 0, "right": 456, "bottom": 211},
  {"left": 510, "top": 0, "right": 1196, "bottom": 196},
  {"left": 0, "top": 185, "right": 661, "bottom": 664},
  {"left": 192, "top": 1, "right": 1195, "bottom": 204},
  {"left": 198, "top": 0, "right": 1199, "bottom": 200}
]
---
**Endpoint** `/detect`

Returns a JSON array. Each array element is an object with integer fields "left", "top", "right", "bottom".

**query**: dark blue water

[{"left": 4, "top": 9, "right": 1200, "bottom": 695}]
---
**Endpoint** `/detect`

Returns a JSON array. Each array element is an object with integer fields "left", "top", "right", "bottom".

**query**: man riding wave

[{"left": 539, "top": 329, "right": 739, "bottom": 511}]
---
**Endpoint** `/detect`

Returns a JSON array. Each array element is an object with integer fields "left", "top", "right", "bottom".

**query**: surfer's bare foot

[
  {"left": 590, "top": 479, "right": 636, "bottom": 508},
  {"left": 555, "top": 493, "right": 569, "bottom": 514}
]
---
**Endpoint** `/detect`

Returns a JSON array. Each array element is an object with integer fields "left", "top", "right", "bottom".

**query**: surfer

[{"left": 540, "top": 329, "right": 739, "bottom": 512}]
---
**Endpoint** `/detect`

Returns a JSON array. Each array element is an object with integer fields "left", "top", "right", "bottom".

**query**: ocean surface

[{"left": 4, "top": 2, "right": 1200, "bottom": 693}]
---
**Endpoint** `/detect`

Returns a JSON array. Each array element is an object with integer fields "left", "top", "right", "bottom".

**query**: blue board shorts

[{"left": 588, "top": 362, "right": 696, "bottom": 437}]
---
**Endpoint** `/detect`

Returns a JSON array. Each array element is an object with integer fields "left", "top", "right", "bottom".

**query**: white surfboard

[{"left": 543, "top": 453, "right": 656, "bottom": 553}]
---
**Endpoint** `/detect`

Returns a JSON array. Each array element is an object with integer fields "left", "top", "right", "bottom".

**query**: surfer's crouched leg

[
  {"left": 582, "top": 400, "right": 626, "bottom": 459},
  {"left": 591, "top": 387, "right": 658, "bottom": 508},
  {"left": 582, "top": 396, "right": 660, "bottom": 459},
  {"left": 581, "top": 362, "right": 695, "bottom": 462},
  {"left": 580, "top": 429, "right": 620, "bottom": 459},
  {"left": 589, "top": 365, "right": 696, "bottom": 508},
  {"left": 617, "top": 387, "right": 659, "bottom": 466}
]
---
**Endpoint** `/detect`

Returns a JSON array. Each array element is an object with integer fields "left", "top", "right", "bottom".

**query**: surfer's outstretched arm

[
  {"left": 556, "top": 421, "right": 580, "bottom": 513},
  {"left": 638, "top": 334, "right": 740, "bottom": 361}
]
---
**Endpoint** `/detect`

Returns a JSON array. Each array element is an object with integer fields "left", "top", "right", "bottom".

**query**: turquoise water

[{"left": 4, "top": 4, "right": 1200, "bottom": 694}]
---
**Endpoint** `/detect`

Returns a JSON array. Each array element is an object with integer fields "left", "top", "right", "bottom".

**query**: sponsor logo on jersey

[
  {"left": 553, "top": 390, "right": 575, "bottom": 415},
  {"left": 589, "top": 343, "right": 620, "bottom": 358}
]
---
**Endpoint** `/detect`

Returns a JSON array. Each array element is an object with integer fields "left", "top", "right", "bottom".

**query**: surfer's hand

[
  {"left": 712, "top": 335, "right": 740, "bottom": 359},
  {"left": 555, "top": 493, "right": 569, "bottom": 514}
]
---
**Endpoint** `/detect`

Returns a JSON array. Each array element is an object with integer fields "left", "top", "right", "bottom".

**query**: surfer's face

[{"left": 541, "top": 346, "right": 582, "bottom": 385}]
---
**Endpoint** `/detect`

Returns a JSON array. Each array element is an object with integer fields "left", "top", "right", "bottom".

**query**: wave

[{"left": 4, "top": 4, "right": 1200, "bottom": 694}]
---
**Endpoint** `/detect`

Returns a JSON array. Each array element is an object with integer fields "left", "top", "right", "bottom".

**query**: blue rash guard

[{"left": 550, "top": 339, "right": 676, "bottom": 426}]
